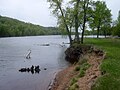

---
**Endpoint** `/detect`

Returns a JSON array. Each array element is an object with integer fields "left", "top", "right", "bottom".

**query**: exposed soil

[
  {"left": 78, "top": 53, "right": 105, "bottom": 90},
  {"left": 49, "top": 46, "right": 105, "bottom": 90},
  {"left": 49, "top": 65, "right": 77, "bottom": 90}
]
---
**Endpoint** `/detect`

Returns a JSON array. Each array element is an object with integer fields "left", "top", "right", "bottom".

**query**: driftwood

[{"left": 26, "top": 50, "right": 31, "bottom": 59}]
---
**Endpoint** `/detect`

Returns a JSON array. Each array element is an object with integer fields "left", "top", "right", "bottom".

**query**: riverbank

[
  {"left": 50, "top": 38, "right": 120, "bottom": 90},
  {"left": 50, "top": 43, "right": 105, "bottom": 90}
]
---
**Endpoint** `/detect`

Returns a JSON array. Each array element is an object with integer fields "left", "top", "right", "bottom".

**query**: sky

[{"left": 0, "top": 0, "right": 120, "bottom": 27}]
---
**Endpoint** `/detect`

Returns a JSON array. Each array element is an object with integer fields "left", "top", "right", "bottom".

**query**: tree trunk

[
  {"left": 74, "top": 0, "right": 80, "bottom": 44},
  {"left": 57, "top": 1, "right": 72, "bottom": 45},
  {"left": 97, "top": 19, "right": 101, "bottom": 38},
  {"left": 97, "top": 26, "right": 100, "bottom": 38},
  {"left": 104, "top": 29, "right": 106, "bottom": 38},
  {"left": 81, "top": 0, "right": 89, "bottom": 44}
]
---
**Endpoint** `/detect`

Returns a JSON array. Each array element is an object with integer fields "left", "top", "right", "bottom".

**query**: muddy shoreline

[{"left": 49, "top": 65, "right": 77, "bottom": 90}]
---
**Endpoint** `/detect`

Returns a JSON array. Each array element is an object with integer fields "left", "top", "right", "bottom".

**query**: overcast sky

[{"left": 0, "top": 0, "right": 120, "bottom": 27}]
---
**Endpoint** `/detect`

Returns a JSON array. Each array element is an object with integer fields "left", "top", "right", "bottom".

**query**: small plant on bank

[
  {"left": 78, "top": 62, "right": 90, "bottom": 77},
  {"left": 70, "top": 78, "right": 78, "bottom": 86},
  {"left": 78, "top": 69, "right": 85, "bottom": 77},
  {"left": 75, "top": 58, "right": 88, "bottom": 71},
  {"left": 82, "top": 63, "right": 91, "bottom": 71},
  {"left": 68, "top": 83, "right": 79, "bottom": 90}
]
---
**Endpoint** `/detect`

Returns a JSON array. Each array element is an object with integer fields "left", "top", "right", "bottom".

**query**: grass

[
  {"left": 78, "top": 62, "right": 90, "bottom": 77},
  {"left": 75, "top": 58, "right": 90, "bottom": 77},
  {"left": 68, "top": 83, "right": 79, "bottom": 90},
  {"left": 68, "top": 78, "right": 79, "bottom": 90},
  {"left": 70, "top": 78, "right": 78, "bottom": 86},
  {"left": 68, "top": 60, "right": 90, "bottom": 90},
  {"left": 84, "top": 38, "right": 120, "bottom": 90}
]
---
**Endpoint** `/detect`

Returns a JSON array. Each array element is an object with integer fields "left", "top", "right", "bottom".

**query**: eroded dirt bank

[{"left": 49, "top": 45, "right": 105, "bottom": 90}]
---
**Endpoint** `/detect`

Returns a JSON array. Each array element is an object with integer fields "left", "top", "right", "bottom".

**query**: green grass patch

[
  {"left": 78, "top": 62, "right": 90, "bottom": 77},
  {"left": 69, "top": 75, "right": 79, "bottom": 90},
  {"left": 78, "top": 69, "right": 85, "bottom": 77},
  {"left": 84, "top": 38, "right": 120, "bottom": 90},
  {"left": 75, "top": 59, "right": 90, "bottom": 72},
  {"left": 70, "top": 78, "right": 78, "bottom": 86},
  {"left": 69, "top": 77, "right": 79, "bottom": 90},
  {"left": 68, "top": 83, "right": 79, "bottom": 90}
]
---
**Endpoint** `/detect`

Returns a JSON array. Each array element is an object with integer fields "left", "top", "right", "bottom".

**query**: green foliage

[
  {"left": 70, "top": 78, "right": 78, "bottom": 86},
  {"left": 0, "top": 15, "right": 60, "bottom": 37},
  {"left": 48, "top": 0, "right": 113, "bottom": 44},
  {"left": 78, "top": 69, "right": 85, "bottom": 77},
  {"left": 78, "top": 62, "right": 90, "bottom": 77},
  {"left": 89, "top": 1, "right": 112, "bottom": 38},
  {"left": 70, "top": 61, "right": 90, "bottom": 89},
  {"left": 48, "top": 0, "right": 73, "bottom": 45},
  {"left": 68, "top": 83, "right": 79, "bottom": 90},
  {"left": 81, "top": 62, "right": 91, "bottom": 71},
  {"left": 84, "top": 38, "right": 120, "bottom": 90},
  {"left": 74, "top": 58, "right": 90, "bottom": 78},
  {"left": 68, "top": 78, "right": 79, "bottom": 90},
  {"left": 112, "top": 10, "right": 120, "bottom": 37}
]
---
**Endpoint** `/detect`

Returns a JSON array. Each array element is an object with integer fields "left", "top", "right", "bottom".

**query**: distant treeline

[{"left": 0, "top": 15, "right": 60, "bottom": 37}]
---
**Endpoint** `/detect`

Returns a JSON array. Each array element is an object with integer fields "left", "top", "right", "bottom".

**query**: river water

[{"left": 0, "top": 35, "right": 70, "bottom": 90}]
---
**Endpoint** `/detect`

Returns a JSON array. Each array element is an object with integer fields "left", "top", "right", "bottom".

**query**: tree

[
  {"left": 48, "top": 0, "right": 92, "bottom": 44},
  {"left": 68, "top": 0, "right": 91, "bottom": 43},
  {"left": 47, "top": 0, "right": 72, "bottom": 45},
  {"left": 112, "top": 10, "right": 120, "bottom": 37},
  {"left": 57, "top": 7, "right": 74, "bottom": 35},
  {"left": 0, "top": 15, "right": 59, "bottom": 37},
  {"left": 118, "top": 10, "right": 120, "bottom": 23},
  {"left": 79, "top": 0, "right": 90, "bottom": 43},
  {"left": 89, "top": 1, "right": 112, "bottom": 38},
  {"left": 74, "top": 0, "right": 80, "bottom": 43}
]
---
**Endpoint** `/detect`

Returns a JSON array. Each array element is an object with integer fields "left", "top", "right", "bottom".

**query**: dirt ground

[
  {"left": 78, "top": 53, "right": 105, "bottom": 90},
  {"left": 49, "top": 52, "right": 105, "bottom": 90}
]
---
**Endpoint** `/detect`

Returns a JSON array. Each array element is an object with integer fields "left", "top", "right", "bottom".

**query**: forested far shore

[{"left": 0, "top": 15, "right": 60, "bottom": 37}]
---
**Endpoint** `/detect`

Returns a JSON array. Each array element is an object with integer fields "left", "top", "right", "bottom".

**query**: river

[{"left": 0, "top": 35, "right": 70, "bottom": 90}]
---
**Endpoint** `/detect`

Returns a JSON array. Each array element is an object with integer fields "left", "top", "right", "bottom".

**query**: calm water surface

[{"left": 0, "top": 35, "right": 70, "bottom": 90}]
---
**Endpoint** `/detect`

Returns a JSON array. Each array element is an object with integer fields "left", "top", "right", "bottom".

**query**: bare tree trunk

[
  {"left": 97, "top": 26, "right": 100, "bottom": 38},
  {"left": 104, "top": 29, "right": 106, "bottom": 38},
  {"left": 81, "top": 0, "right": 89, "bottom": 44},
  {"left": 97, "top": 19, "right": 101, "bottom": 38},
  {"left": 74, "top": 0, "right": 80, "bottom": 44},
  {"left": 57, "top": 1, "right": 72, "bottom": 45}
]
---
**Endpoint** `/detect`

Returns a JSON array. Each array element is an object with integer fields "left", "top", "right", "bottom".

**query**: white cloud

[{"left": 105, "top": 0, "right": 120, "bottom": 20}]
